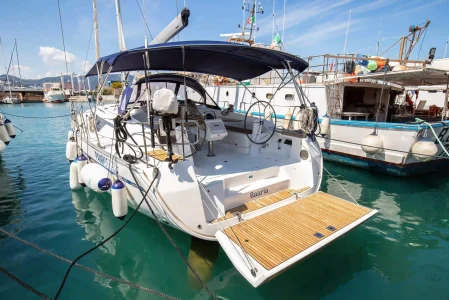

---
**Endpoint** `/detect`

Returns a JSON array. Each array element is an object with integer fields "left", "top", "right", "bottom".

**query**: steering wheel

[{"left": 244, "top": 101, "right": 277, "bottom": 144}]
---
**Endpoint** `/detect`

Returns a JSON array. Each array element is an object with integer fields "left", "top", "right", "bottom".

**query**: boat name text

[{"left": 250, "top": 188, "right": 268, "bottom": 198}]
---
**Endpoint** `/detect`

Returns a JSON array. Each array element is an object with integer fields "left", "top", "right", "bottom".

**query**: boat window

[
  {"left": 285, "top": 94, "right": 294, "bottom": 101},
  {"left": 266, "top": 93, "right": 273, "bottom": 100}
]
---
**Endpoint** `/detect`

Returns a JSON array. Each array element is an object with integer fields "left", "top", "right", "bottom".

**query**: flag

[
  {"left": 247, "top": 16, "right": 255, "bottom": 24},
  {"left": 270, "top": 33, "right": 282, "bottom": 49}
]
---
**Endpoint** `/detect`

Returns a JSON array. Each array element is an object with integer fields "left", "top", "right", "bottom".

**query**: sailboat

[
  {"left": 0, "top": 38, "right": 20, "bottom": 104},
  {"left": 66, "top": 1, "right": 377, "bottom": 288}
]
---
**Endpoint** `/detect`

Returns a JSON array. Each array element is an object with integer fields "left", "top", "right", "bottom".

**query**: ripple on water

[{"left": 0, "top": 104, "right": 449, "bottom": 299}]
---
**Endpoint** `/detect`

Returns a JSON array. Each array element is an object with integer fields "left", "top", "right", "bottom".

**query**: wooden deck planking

[
  {"left": 222, "top": 192, "right": 373, "bottom": 270},
  {"left": 212, "top": 186, "right": 310, "bottom": 223},
  {"left": 147, "top": 149, "right": 184, "bottom": 162}
]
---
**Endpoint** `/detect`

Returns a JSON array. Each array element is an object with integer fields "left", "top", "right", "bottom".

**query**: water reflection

[
  {"left": 71, "top": 189, "right": 201, "bottom": 300},
  {"left": 0, "top": 156, "right": 24, "bottom": 230},
  {"left": 68, "top": 161, "right": 449, "bottom": 299}
]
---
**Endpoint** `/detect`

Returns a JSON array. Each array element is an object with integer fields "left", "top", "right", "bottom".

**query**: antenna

[
  {"left": 444, "top": 35, "right": 449, "bottom": 58},
  {"left": 343, "top": 9, "right": 351, "bottom": 54},
  {"left": 376, "top": 17, "right": 382, "bottom": 56},
  {"left": 236, "top": 0, "right": 263, "bottom": 45},
  {"left": 281, "top": 0, "right": 286, "bottom": 50}
]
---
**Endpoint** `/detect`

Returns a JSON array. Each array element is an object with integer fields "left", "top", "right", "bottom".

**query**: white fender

[
  {"left": 76, "top": 154, "right": 88, "bottom": 186},
  {"left": 111, "top": 179, "right": 128, "bottom": 220},
  {"left": 68, "top": 129, "right": 74, "bottom": 140},
  {"left": 0, "top": 140, "right": 5, "bottom": 153},
  {"left": 66, "top": 140, "right": 77, "bottom": 161},
  {"left": 283, "top": 109, "right": 292, "bottom": 130},
  {"left": 0, "top": 123, "right": 10, "bottom": 145},
  {"left": 80, "top": 163, "right": 112, "bottom": 193},
  {"left": 361, "top": 132, "right": 383, "bottom": 155},
  {"left": 4, "top": 119, "right": 16, "bottom": 138},
  {"left": 411, "top": 137, "right": 438, "bottom": 162},
  {"left": 320, "top": 114, "right": 330, "bottom": 136},
  {"left": 70, "top": 160, "right": 82, "bottom": 190}
]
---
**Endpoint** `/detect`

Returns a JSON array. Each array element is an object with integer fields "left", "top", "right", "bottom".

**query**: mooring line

[{"left": 0, "top": 227, "right": 180, "bottom": 300}]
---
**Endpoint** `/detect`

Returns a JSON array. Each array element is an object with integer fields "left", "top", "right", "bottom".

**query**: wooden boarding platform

[
  {"left": 147, "top": 149, "right": 184, "bottom": 162},
  {"left": 212, "top": 187, "right": 310, "bottom": 223},
  {"left": 222, "top": 191, "right": 374, "bottom": 270}
]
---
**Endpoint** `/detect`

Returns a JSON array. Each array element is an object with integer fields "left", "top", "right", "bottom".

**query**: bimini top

[{"left": 86, "top": 41, "right": 308, "bottom": 81}]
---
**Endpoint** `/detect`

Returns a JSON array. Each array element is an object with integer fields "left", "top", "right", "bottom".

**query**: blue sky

[{"left": 0, "top": 0, "right": 448, "bottom": 79}]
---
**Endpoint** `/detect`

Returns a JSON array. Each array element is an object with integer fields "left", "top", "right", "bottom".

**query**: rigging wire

[
  {"left": 57, "top": 0, "right": 69, "bottom": 74},
  {"left": 83, "top": 24, "right": 94, "bottom": 75},
  {"left": 135, "top": 0, "right": 153, "bottom": 39}
]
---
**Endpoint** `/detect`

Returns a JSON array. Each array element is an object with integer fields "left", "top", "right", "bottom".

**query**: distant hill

[{"left": 0, "top": 74, "right": 133, "bottom": 89}]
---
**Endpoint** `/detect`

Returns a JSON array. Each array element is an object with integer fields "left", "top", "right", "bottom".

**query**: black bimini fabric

[{"left": 86, "top": 41, "right": 308, "bottom": 81}]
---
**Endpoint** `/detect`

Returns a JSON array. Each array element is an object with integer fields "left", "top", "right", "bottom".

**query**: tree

[{"left": 111, "top": 81, "right": 123, "bottom": 89}]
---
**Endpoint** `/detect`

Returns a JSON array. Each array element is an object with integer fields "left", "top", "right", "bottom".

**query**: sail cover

[{"left": 85, "top": 41, "right": 308, "bottom": 81}]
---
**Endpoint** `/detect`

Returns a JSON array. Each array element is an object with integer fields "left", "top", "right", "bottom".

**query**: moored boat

[{"left": 68, "top": 41, "right": 377, "bottom": 287}]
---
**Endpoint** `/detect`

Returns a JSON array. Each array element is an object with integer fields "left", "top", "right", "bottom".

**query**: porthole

[{"left": 300, "top": 150, "right": 309, "bottom": 160}]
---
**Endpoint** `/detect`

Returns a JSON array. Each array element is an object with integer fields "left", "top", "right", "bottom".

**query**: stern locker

[{"left": 216, "top": 191, "right": 377, "bottom": 287}]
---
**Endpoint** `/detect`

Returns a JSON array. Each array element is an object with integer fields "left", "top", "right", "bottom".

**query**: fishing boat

[
  {"left": 67, "top": 41, "right": 377, "bottom": 287},
  {"left": 206, "top": 20, "right": 449, "bottom": 176},
  {"left": 43, "top": 86, "right": 65, "bottom": 103}
]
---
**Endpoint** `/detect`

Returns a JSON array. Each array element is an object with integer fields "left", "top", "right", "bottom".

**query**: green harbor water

[{"left": 0, "top": 103, "right": 449, "bottom": 299}]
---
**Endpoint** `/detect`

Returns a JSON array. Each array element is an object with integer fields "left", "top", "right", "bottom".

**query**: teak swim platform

[{"left": 216, "top": 192, "right": 377, "bottom": 286}]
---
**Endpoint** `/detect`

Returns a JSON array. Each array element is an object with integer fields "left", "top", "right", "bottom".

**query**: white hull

[
  {"left": 75, "top": 103, "right": 323, "bottom": 240},
  {"left": 2, "top": 97, "right": 20, "bottom": 104}
]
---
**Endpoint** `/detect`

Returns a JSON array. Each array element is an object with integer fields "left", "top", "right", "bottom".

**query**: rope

[
  {"left": 0, "top": 228, "right": 179, "bottom": 300},
  {"left": 0, "top": 265, "right": 51, "bottom": 299},
  {"left": 322, "top": 167, "right": 359, "bottom": 205},
  {"left": 422, "top": 120, "right": 449, "bottom": 157},
  {"left": 53, "top": 170, "right": 159, "bottom": 299},
  {"left": 135, "top": 0, "right": 153, "bottom": 39},
  {"left": 0, "top": 112, "right": 71, "bottom": 119},
  {"left": 57, "top": 0, "right": 69, "bottom": 74},
  {"left": 128, "top": 165, "right": 217, "bottom": 300}
]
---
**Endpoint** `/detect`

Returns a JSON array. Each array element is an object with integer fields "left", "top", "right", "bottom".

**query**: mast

[
  {"left": 15, "top": 39, "right": 22, "bottom": 87},
  {"left": 0, "top": 37, "right": 12, "bottom": 98},
  {"left": 92, "top": 0, "right": 100, "bottom": 60},
  {"left": 343, "top": 9, "right": 351, "bottom": 54},
  {"left": 115, "top": 0, "right": 126, "bottom": 52}
]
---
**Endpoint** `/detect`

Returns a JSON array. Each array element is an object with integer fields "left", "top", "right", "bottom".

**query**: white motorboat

[
  {"left": 43, "top": 86, "right": 65, "bottom": 103},
  {"left": 67, "top": 41, "right": 377, "bottom": 287}
]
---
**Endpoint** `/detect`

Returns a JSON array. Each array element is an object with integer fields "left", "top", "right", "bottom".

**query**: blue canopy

[{"left": 86, "top": 41, "right": 308, "bottom": 81}]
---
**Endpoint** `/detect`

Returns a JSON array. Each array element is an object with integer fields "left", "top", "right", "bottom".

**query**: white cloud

[
  {"left": 39, "top": 47, "right": 76, "bottom": 65},
  {"left": 45, "top": 71, "right": 54, "bottom": 77},
  {"left": 36, "top": 75, "right": 42, "bottom": 79}
]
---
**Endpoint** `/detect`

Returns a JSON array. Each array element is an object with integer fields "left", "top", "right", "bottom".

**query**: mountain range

[{"left": 0, "top": 74, "right": 131, "bottom": 89}]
